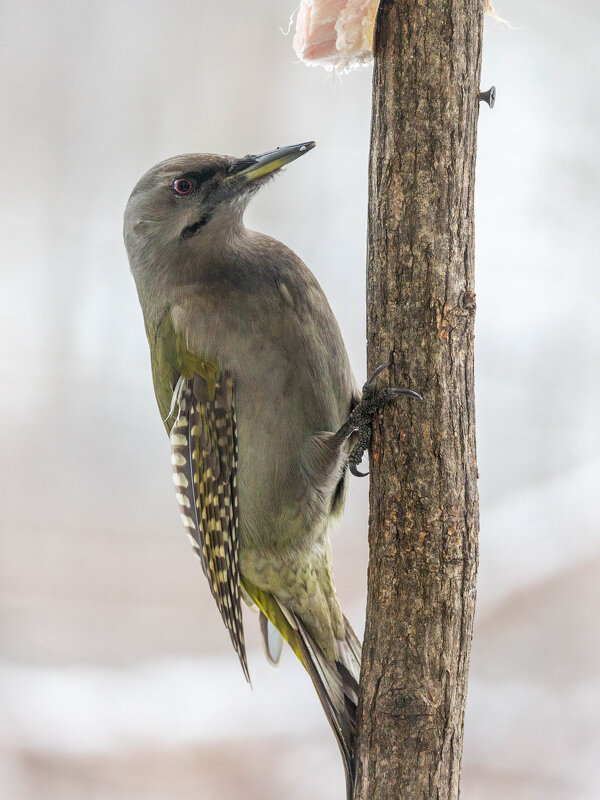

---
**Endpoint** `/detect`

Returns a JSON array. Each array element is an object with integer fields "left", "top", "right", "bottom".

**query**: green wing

[{"left": 148, "top": 311, "right": 248, "bottom": 680}]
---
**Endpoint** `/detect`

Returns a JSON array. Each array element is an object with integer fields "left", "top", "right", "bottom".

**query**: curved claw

[
  {"left": 350, "top": 463, "right": 369, "bottom": 478},
  {"left": 388, "top": 388, "right": 424, "bottom": 402},
  {"left": 369, "top": 362, "right": 391, "bottom": 380},
  {"left": 363, "top": 362, "right": 391, "bottom": 390}
]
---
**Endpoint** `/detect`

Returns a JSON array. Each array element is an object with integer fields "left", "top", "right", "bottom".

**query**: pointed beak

[{"left": 231, "top": 141, "right": 316, "bottom": 181}]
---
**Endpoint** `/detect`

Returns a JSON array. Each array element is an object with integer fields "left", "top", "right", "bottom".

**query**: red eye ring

[{"left": 173, "top": 177, "right": 195, "bottom": 196}]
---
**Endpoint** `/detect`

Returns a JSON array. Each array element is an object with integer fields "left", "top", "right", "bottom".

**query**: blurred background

[{"left": 0, "top": 1, "right": 598, "bottom": 798}]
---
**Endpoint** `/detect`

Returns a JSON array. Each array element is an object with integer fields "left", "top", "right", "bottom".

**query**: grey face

[
  {"left": 123, "top": 142, "right": 315, "bottom": 257},
  {"left": 124, "top": 153, "right": 253, "bottom": 255}
]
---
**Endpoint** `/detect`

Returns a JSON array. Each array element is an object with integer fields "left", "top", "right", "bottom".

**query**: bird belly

[
  {"left": 232, "top": 360, "right": 348, "bottom": 657},
  {"left": 171, "top": 284, "right": 354, "bottom": 651}
]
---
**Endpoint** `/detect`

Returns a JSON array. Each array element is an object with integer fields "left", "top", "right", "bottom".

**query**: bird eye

[{"left": 172, "top": 177, "right": 196, "bottom": 196}]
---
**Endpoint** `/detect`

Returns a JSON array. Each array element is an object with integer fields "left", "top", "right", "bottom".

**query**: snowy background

[{"left": 1, "top": 1, "right": 599, "bottom": 798}]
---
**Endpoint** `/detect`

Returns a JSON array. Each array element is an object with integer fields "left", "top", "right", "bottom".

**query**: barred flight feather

[{"left": 170, "top": 370, "right": 249, "bottom": 682}]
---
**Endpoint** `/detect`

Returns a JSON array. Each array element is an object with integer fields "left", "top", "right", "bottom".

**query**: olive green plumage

[{"left": 123, "top": 143, "right": 361, "bottom": 798}]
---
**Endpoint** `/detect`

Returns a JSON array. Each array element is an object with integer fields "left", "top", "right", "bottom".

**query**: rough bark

[{"left": 354, "top": 2, "right": 484, "bottom": 799}]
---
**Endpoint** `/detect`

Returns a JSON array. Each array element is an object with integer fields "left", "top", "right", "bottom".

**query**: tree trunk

[{"left": 354, "top": 2, "right": 484, "bottom": 798}]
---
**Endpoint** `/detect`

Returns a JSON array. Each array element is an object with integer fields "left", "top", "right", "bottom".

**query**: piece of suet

[
  {"left": 293, "top": 0, "right": 379, "bottom": 70},
  {"left": 293, "top": 0, "right": 501, "bottom": 70}
]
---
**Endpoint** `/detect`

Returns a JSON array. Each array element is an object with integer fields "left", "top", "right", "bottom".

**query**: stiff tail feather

[{"left": 243, "top": 578, "right": 361, "bottom": 800}]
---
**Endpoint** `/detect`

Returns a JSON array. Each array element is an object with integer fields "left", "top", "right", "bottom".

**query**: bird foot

[{"left": 345, "top": 363, "right": 422, "bottom": 477}]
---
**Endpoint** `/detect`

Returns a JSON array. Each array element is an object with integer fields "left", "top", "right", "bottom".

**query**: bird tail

[
  {"left": 295, "top": 613, "right": 361, "bottom": 800},
  {"left": 242, "top": 578, "right": 361, "bottom": 800}
]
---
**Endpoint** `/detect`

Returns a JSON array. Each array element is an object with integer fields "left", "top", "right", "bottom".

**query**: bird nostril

[{"left": 229, "top": 157, "right": 257, "bottom": 174}]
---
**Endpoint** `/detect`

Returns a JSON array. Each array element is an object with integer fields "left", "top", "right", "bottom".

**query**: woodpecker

[{"left": 123, "top": 141, "right": 420, "bottom": 798}]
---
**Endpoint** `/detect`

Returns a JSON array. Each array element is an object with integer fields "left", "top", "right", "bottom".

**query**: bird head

[{"left": 123, "top": 141, "right": 315, "bottom": 264}]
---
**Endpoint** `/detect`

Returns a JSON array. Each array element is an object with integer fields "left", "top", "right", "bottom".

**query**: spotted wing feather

[{"left": 170, "top": 370, "right": 249, "bottom": 681}]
